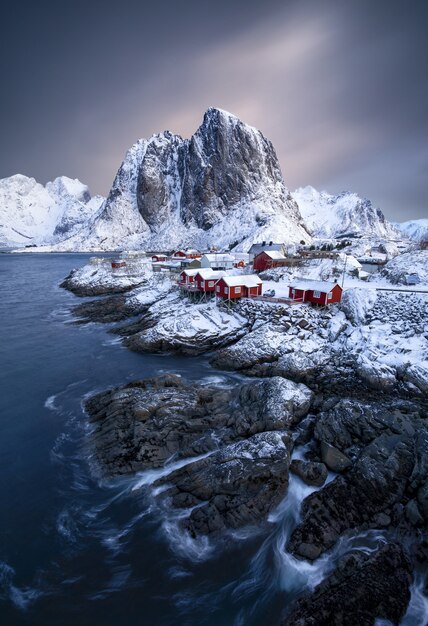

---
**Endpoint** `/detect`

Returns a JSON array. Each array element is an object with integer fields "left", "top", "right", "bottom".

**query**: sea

[{"left": 0, "top": 253, "right": 426, "bottom": 626}]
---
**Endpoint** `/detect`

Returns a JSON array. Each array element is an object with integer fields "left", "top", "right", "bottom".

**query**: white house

[{"left": 200, "top": 253, "right": 235, "bottom": 270}]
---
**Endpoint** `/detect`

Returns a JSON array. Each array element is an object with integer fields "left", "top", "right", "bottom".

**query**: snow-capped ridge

[
  {"left": 0, "top": 173, "right": 104, "bottom": 247},
  {"left": 43, "top": 107, "right": 309, "bottom": 252},
  {"left": 293, "top": 185, "right": 397, "bottom": 239}
]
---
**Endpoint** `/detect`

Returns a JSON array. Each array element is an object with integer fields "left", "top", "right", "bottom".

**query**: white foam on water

[
  {"left": 131, "top": 450, "right": 215, "bottom": 491},
  {"left": 401, "top": 573, "right": 428, "bottom": 626},
  {"left": 44, "top": 395, "right": 57, "bottom": 410}
]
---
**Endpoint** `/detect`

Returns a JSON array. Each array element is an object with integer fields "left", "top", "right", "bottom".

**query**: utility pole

[{"left": 341, "top": 255, "right": 348, "bottom": 289}]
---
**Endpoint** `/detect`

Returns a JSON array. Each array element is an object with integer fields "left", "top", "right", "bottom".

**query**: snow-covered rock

[
  {"left": 340, "top": 288, "right": 378, "bottom": 325},
  {"left": 293, "top": 186, "right": 397, "bottom": 239},
  {"left": 124, "top": 293, "right": 249, "bottom": 355},
  {"left": 380, "top": 249, "right": 428, "bottom": 285},
  {"left": 0, "top": 174, "right": 103, "bottom": 247},
  {"left": 61, "top": 256, "right": 152, "bottom": 296},
  {"left": 38, "top": 108, "right": 309, "bottom": 252}
]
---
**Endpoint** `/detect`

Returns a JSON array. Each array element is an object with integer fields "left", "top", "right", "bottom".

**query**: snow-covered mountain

[
  {"left": 293, "top": 186, "right": 397, "bottom": 239},
  {"left": 43, "top": 108, "right": 309, "bottom": 252},
  {"left": 0, "top": 174, "right": 104, "bottom": 247},
  {"left": 393, "top": 219, "right": 428, "bottom": 242}
]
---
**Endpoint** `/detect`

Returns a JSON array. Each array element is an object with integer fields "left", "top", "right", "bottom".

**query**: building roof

[
  {"left": 259, "top": 250, "right": 287, "bottom": 260},
  {"left": 289, "top": 278, "right": 342, "bottom": 293},
  {"left": 249, "top": 242, "right": 285, "bottom": 254},
  {"left": 221, "top": 275, "right": 263, "bottom": 287},
  {"left": 181, "top": 269, "right": 201, "bottom": 277},
  {"left": 195, "top": 269, "right": 225, "bottom": 279},
  {"left": 202, "top": 253, "right": 235, "bottom": 262}
]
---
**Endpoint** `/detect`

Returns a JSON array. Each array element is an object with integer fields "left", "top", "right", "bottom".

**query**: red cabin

[
  {"left": 288, "top": 280, "right": 343, "bottom": 305},
  {"left": 152, "top": 254, "right": 167, "bottom": 262},
  {"left": 215, "top": 275, "right": 263, "bottom": 299},
  {"left": 194, "top": 269, "right": 225, "bottom": 292},
  {"left": 178, "top": 269, "right": 200, "bottom": 290},
  {"left": 172, "top": 250, "right": 187, "bottom": 258},
  {"left": 185, "top": 249, "right": 201, "bottom": 259},
  {"left": 111, "top": 260, "right": 127, "bottom": 269},
  {"left": 253, "top": 250, "right": 287, "bottom": 272}
]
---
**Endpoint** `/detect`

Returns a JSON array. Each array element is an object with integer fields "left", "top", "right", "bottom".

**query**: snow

[
  {"left": 221, "top": 275, "right": 262, "bottom": 287},
  {"left": 380, "top": 250, "right": 428, "bottom": 285},
  {"left": 394, "top": 219, "right": 428, "bottom": 242},
  {"left": 293, "top": 185, "right": 398, "bottom": 239},
  {"left": 0, "top": 174, "right": 103, "bottom": 247}
]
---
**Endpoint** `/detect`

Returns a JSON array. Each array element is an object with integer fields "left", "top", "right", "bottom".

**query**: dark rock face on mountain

[
  {"left": 177, "top": 108, "right": 295, "bottom": 230},
  {"left": 57, "top": 108, "right": 308, "bottom": 251},
  {"left": 283, "top": 543, "right": 412, "bottom": 626}
]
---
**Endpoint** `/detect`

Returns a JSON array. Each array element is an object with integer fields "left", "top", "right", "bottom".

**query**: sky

[{"left": 1, "top": 0, "right": 427, "bottom": 221}]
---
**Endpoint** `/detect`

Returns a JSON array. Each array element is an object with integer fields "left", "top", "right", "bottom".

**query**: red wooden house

[
  {"left": 194, "top": 269, "right": 225, "bottom": 293},
  {"left": 172, "top": 250, "right": 187, "bottom": 258},
  {"left": 288, "top": 280, "right": 343, "bottom": 305},
  {"left": 253, "top": 250, "right": 287, "bottom": 272},
  {"left": 185, "top": 249, "right": 202, "bottom": 259},
  {"left": 216, "top": 275, "right": 263, "bottom": 300},
  {"left": 111, "top": 260, "right": 127, "bottom": 269},
  {"left": 151, "top": 254, "right": 167, "bottom": 262},
  {"left": 178, "top": 269, "right": 200, "bottom": 288}
]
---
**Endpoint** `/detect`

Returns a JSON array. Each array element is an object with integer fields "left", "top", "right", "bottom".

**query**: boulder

[
  {"left": 155, "top": 431, "right": 292, "bottom": 536},
  {"left": 283, "top": 543, "right": 412, "bottom": 626},
  {"left": 290, "top": 460, "right": 328, "bottom": 487}
]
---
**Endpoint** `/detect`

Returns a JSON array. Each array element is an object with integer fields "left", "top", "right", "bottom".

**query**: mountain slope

[
  {"left": 293, "top": 186, "right": 397, "bottom": 239},
  {"left": 393, "top": 219, "right": 428, "bottom": 242},
  {"left": 0, "top": 174, "right": 103, "bottom": 247},
  {"left": 46, "top": 108, "right": 309, "bottom": 252}
]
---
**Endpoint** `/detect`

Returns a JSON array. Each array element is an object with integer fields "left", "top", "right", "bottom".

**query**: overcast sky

[{"left": 1, "top": 0, "right": 427, "bottom": 220}]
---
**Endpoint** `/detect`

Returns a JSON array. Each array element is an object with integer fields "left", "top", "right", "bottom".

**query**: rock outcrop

[{"left": 283, "top": 543, "right": 412, "bottom": 626}]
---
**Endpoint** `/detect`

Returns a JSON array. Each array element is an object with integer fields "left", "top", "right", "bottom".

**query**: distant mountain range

[
  {"left": 0, "top": 174, "right": 103, "bottom": 247},
  {"left": 393, "top": 219, "right": 428, "bottom": 242},
  {"left": 0, "top": 108, "right": 422, "bottom": 251}
]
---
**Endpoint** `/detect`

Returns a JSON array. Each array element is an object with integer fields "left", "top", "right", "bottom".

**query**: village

[
  {"left": 109, "top": 241, "right": 352, "bottom": 309},
  {"left": 104, "top": 235, "right": 428, "bottom": 315}
]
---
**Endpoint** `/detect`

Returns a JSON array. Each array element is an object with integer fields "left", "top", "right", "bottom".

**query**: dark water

[{"left": 0, "top": 254, "right": 425, "bottom": 626}]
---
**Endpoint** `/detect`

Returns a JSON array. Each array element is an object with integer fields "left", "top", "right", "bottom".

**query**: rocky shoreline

[{"left": 62, "top": 265, "right": 428, "bottom": 625}]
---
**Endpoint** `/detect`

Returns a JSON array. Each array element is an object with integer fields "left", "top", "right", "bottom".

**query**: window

[
  {"left": 225, "top": 287, "right": 229, "bottom": 294},
  {"left": 235, "top": 286, "right": 241, "bottom": 293},
  {"left": 216, "top": 285, "right": 220, "bottom": 292},
  {"left": 313, "top": 290, "right": 321, "bottom": 298},
  {"left": 328, "top": 291, "right": 333, "bottom": 299},
  {"left": 208, "top": 281, "right": 214, "bottom": 287}
]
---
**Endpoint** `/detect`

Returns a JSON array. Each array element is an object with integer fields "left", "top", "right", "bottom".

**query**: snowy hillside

[
  {"left": 393, "top": 219, "right": 428, "bottom": 242},
  {"left": 37, "top": 108, "right": 310, "bottom": 252},
  {"left": 293, "top": 186, "right": 397, "bottom": 239},
  {"left": 0, "top": 174, "right": 103, "bottom": 247}
]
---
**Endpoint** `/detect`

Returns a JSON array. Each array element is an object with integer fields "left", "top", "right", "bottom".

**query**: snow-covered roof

[
  {"left": 202, "top": 253, "right": 235, "bottom": 262},
  {"left": 262, "top": 250, "right": 287, "bottom": 260},
  {"left": 249, "top": 243, "right": 285, "bottom": 254},
  {"left": 181, "top": 269, "right": 200, "bottom": 277},
  {"left": 186, "top": 249, "right": 201, "bottom": 255},
  {"left": 221, "top": 275, "right": 262, "bottom": 287},
  {"left": 196, "top": 269, "right": 225, "bottom": 279},
  {"left": 289, "top": 278, "right": 341, "bottom": 292}
]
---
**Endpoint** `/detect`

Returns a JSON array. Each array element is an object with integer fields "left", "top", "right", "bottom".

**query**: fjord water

[
  {"left": 0, "top": 255, "right": 425, "bottom": 626},
  {"left": 0, "top": 253, "right": 292, "bottom": 625}
]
